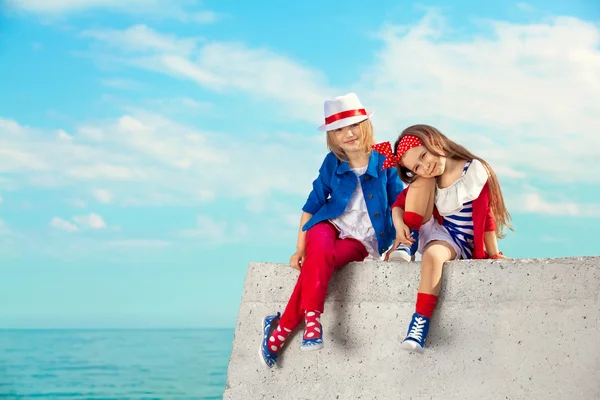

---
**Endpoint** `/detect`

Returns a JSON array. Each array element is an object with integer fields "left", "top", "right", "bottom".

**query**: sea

[{"left": 0, "top": 329, "right": 234, "bottom": 399}]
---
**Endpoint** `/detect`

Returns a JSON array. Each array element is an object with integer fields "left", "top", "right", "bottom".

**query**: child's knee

[{"left": 411, "top": 176, "right": 435, "bottom": 191}]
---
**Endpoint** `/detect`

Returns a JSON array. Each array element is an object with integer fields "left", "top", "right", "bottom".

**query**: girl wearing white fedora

[{"left": 259, "top": 93, "right": 410, "bottom": 368}]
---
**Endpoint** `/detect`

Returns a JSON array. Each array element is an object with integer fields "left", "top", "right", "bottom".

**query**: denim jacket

[{"left": 302, "top": 151, "right": 405, "bottom": 256}]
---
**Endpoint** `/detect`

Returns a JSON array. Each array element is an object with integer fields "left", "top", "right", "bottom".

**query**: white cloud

[
  {"left": 82, "top": 26, "right": 336, "bottom": 124},
  {"left": 78, "top": 15, "right": 600, "bottom": 186},
  {"left": 57, "top": 129, "right": 72, "bottom": 141},
  {"left": 67, "top": 164, "right": 147, "bottom": 180},
  {"left": 1, "top": 112, "right": 327, "bottom": 207},
  {"left": 5, "top": 0, "right": 220, "bottom": 23},
  {"left": 73, "top": 212, "right": 107, "bottom": 229},
  {"left": 1, "top": 11, "right": 598, "bottom": 222},
  {"left": 50, "top": 213, "right": 107, "bottom": 231},
  {"left": 198, "top": 190, "right": 215, "bottom": 202},
  {"left": 519, "top": 193, "right": 600, "bottom": 217},
  {"left": 0, "top": 194, "right": 3, "bottom": 204},
  {"left": 81, "top": 25, "right": 200, "bottom": 56},
  {"left": 358, "top": 13, "right": 600, "bottom": 184},
  {"left": 50, "top": 217, "right": 78, "bottom": 232},
  {"left": 0, "top": 148, "right": 49, "bottom": 172},
  {"left": 92, "top": 188, "right": 114, "bottom": 204}
]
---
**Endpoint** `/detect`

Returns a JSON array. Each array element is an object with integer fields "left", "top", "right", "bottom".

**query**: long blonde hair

[
  {"left": 395, "top": 124, "right": 513, "bottom": 238},
  {"left": 326, "top": 119, "right": 375, "bottom": 161}
]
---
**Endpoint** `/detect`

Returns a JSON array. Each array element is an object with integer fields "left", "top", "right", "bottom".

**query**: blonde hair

[
  {"left": 395, "top": 124, "right": 513, "bottom": 239},
  {"left": 326, "top": 119, "right": 375, "bottom": 161}
]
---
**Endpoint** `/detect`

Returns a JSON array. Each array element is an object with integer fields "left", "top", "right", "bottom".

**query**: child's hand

[
  {"left": 394, "top": 223, "right": 414, "bottom": 246},
  {"left": 290, "top": 249, "right": 306, "bottom": 271},
  {"left": 384, "top": 225, "right": 415, "bottom": 261}
]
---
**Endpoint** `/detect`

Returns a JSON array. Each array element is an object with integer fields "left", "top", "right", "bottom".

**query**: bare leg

[
  {"left": 405, "top": 177, "right": 435, "bottom": 223},
  {"left": 418, "top": 240, "right": 457, "bottom": 295},
  {"left": 402, "top": 177, "right": 436, "bottom": 259},
  {"left": 400, "top": 239, "right": 456, "bottom": 354}
]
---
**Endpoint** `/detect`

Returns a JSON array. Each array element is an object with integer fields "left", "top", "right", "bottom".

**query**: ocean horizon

[{"left": 0, "top": 328, "right": 235, "bottom": 399}]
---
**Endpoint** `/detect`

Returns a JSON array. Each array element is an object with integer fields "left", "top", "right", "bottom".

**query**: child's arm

[
  {"left": 385, "top": 166, "right": 404, "bottom": 209},
  {"left": 292, "top": 156, "right": 334, "bottom": 270},
  {"left": 482, "top": 183, "right": 507, "bottom": 259},
  {"left": 290, "top": 212, "right": 313, "bottom": 270},
  {"left": 484, "top": 231, "right": 507, "bottom": 259},
  {"left": 392, "top": 206, "right": 412, "bottom": 244},
  {"left": 302, "top": 157, "right": 334, "bottom": 217},
  {"left": 384, "top": 189, "right": 414, "bottom": 261}
]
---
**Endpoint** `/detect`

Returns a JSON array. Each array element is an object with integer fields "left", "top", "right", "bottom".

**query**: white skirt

[{"left": 417, "top": 216, "right": 463, "bottom": 258}]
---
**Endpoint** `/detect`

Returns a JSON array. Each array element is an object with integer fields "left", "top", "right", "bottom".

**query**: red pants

[{"left": 279, "top": 221, "right": 369, "bottom": 330}]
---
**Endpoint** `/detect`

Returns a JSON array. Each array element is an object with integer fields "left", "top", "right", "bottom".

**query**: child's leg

[
  {"left": 299, "top": 223, "right": 368, "bottom": 350},
  {"left": 402, "top": 177, "right": 436, "bottom": 256},
  {"left": 405, "top": 176, "right": 436, "bottom": 224},
  {"left": 265, "top": 222, "right": 367, "bottom": 354},
  {"left": 401, "top": 240, "right": 456, "bottom": 354},
  {"left": 419, "top": 241, "right": 456, "bottom": 294}
]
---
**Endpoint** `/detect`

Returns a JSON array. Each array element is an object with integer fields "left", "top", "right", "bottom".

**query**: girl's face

[
  {"left": 331, "top": 123, "right": 362, "bottom": 153},
  {"left": 401, "top": 145, "right": 446, "bottom": 178}
]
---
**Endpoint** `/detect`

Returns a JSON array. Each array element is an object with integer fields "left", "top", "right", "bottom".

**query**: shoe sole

[
  {"left": 400, "top": 339, "right": 424, "bottom": 354},
  {"left": 258, "top": 316, "right": 273, "bottom": 368},
  {"left": 300, "top": 342, "right": 324, "bottom": 352},
  {"left": 389, "top": 252, "right": 411, "bottom": 262}
]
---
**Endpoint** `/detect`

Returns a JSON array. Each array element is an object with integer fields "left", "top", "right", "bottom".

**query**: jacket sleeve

[
  {"left": 386, "top": 167, "right": 405, "bottom": 209},
  {"left": 481, "top": 183, "right": 497, "bottom": 232},
  {"left": 392, "top": 187, "right": 410, "bottom": 210},
  {"left": 302, "top": 156, "right": 333, "bottom": 215}
]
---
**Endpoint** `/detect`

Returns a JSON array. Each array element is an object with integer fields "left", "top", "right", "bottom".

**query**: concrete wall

[{"left": 223, "top": 257, "right": 599, "bottom": 400}]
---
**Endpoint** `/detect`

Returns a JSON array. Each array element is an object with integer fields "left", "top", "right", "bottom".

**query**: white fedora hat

[{"left": 318, "top": 92, "right": 374, "bottom": 131}]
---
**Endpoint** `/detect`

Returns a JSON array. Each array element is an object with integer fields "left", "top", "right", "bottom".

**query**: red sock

[
  {"left": 404, "top": 212, "right": 424, "bottom": 231},
  {"left": 415, "top": 292, "right": 438, "bottom": 318},
  {"left": 303, "top": 310, "right": 322, "bottom": 340},
  {"left": 267, "top": 323, "right": 292, "bottom": 353}
]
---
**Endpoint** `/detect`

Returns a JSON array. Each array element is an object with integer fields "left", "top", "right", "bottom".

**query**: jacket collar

[{"left": 336, "top": 150, "right": 380, "bottom": 178}]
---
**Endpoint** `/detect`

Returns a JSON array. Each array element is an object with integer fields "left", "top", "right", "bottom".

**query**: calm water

[{"left": 0, "top": 329, "right": 234, "bottom": 399}]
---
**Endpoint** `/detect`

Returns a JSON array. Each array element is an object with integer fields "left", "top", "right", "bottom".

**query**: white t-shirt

[{"left": 329, "top": 165, "right": 380, "bottom": 259}]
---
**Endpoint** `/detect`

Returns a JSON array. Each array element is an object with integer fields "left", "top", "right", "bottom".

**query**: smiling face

[
  {"left": 326, "top": 119, "right": 375, "bottom": 161},
  {"left": 330, "top": 122, "right": 363, "bottom": 153},
  {"left": 401, "top": 145, "right": 446, "bottom": 178}
]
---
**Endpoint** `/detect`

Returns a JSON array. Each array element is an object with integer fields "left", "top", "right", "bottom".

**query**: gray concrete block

[{"left": 224, "top": 257, "right": 600, "bottom": 400}]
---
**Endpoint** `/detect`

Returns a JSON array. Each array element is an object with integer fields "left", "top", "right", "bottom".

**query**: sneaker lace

[{"left": 407, "top": 317, "right": 426, "bottom": 340}]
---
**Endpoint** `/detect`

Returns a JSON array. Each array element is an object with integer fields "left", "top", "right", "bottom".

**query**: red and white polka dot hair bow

[{"left": 372, "top": 135, "right": 423, "bottom": 169}]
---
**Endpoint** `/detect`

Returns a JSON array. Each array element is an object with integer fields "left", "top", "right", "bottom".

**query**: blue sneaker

[
  {"left": 409, "top": 229, "right": 419, "bottom": 256},
  {"left": 300, "top": 317, "right": 324, "bottom": 352},
  {"left": 258, "top": 312, "right": 281, "bottom": 368},
  {"left": 389, "top": 229, "right": 420, "bottom": 262},
  {"left": 389, "top": 244, "right": 411, "bottom": 262},
  {"left": 400, "top": 312, "right": 430, "bottom": 354}
]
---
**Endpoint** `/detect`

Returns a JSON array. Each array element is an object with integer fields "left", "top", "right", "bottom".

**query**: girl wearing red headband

[
  {"left": 373, "top": 124, "right": 512, "bottom": 354},
  {"left": 258, "top": 93, "right": 405, "bottom": 368}
]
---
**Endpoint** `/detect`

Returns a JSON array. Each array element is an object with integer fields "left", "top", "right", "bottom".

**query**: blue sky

[{"left": 0, "top": 0, "right": 599, "bottom": 329}]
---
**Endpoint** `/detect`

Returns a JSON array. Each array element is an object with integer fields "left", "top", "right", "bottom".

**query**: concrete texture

[{"left": 223, "top": 257, "right": 600, "bottom": 400}]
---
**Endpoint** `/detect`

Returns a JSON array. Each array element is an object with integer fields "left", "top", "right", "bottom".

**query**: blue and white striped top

[{"left": 442, "top": 161, "right": 475, "bottom": 259}]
